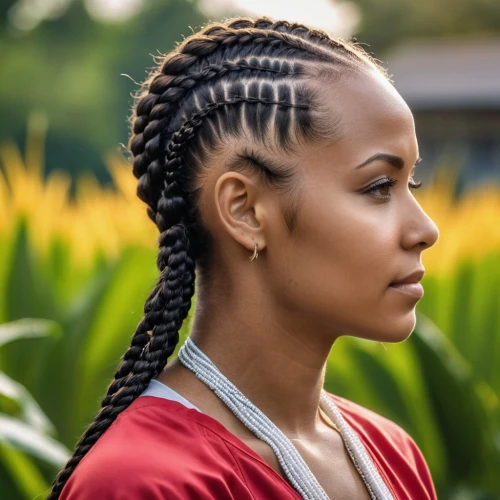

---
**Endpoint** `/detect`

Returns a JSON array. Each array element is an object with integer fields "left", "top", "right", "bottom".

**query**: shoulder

[
  {"left": 327, "top": 392, "right": 438, "bottom": 500},
  {"left": 59, "top": 397, "right": 246, "bottom": 500},
  {"left": 328, "top": 391, "right": 415, "bottom": 448}
]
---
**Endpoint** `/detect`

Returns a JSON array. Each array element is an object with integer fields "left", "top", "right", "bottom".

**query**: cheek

[
  {"left": 269, "top": 191, "right": 413, "bottom": 340},
  {"left": 295, "top": 194, "right": 397, "bottom": 291}
]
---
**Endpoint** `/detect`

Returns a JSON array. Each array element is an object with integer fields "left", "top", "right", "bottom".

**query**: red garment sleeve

[
  {"left": 331, "top": 393, "right": 438, "bottom": 500},
  {"left": 396, "top": 430, "right": 437, "bottom": 500},
  {"left": 59, "top": 442, "right": 244, "bottom": 500},
  {"left": 373, "top": 414, "right": 437, "bottom": 500},
  {"left": 59, "top": 404, "right": 249, "bottom": 500}
]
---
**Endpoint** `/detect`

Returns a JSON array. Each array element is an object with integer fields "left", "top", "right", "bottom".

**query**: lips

[
  {"left": 389, "top": 268, "right": 425, "bottom": 299},
  {"left": 389, "top": 282, "right": 424, "bottom": 298},
  {"left": 390, "top": 268, "right": 425, "bottom": 286}
]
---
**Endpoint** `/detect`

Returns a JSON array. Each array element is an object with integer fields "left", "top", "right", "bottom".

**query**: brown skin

[{"left": 157, "top": 68, "right": 440, "bottom": 498}]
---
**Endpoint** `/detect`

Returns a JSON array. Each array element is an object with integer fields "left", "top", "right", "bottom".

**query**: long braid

[
  {"left": 47, "top": 229, "right": 193, "bottom": 498},
  {"left": 49, "top": 16, "right": 389, "bottom": 499},
  {"left": 48, "top": 97, "right": 309, "bottom": 500},
  {"left": 106, "top": 94, "right": 307, "bottom": 408}
]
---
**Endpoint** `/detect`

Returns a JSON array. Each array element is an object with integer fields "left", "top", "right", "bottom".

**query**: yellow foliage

[
  {"left": 0, "top": 116, "right": 156, "bottom": 269},
  {"left": 416, "top": 166, "right": 500, "bottom": 275}
]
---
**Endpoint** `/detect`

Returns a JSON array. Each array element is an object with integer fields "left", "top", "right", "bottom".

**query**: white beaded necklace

[{"left": 177, "top": 337, "right": 394, "bottom": 500}]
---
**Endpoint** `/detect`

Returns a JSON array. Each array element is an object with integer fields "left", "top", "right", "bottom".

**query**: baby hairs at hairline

[{"left": 48, "top": 15, "right": 390, "bottom": 499}]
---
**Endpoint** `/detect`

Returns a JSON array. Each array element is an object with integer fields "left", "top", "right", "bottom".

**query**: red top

[{"left": 60, "top": 392, "right": 437, "bottom": 499}]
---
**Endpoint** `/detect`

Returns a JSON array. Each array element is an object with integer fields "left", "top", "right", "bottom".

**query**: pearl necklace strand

[{"left": 177, "top": 337, "right": 394, "bottom": 500}]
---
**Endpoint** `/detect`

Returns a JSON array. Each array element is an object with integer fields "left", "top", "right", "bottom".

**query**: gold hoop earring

[{"left": 249, "top": 242, "right": 259, "bottom": 261}]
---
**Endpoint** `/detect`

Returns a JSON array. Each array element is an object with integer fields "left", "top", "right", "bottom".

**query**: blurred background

[{"left": 0, "top": 0, "right": 499, "bottom": 498}]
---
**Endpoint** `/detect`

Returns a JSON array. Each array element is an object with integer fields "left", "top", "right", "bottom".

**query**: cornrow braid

[
  {"left": 130, "top": 17, "right": 382, "bottom": 220},
  {"left": 114, "top": 92, "right": 311, "bottom": 410},
  {"left": 130, "top": 27, "right": 339, "bottom": 221},
  {"left": 133, "top": 58, "right": 305, "bottom": 221},
  {"left": 128, "top": 18, "right": 367, "bottom": 220},
  {"left": 49, "top": 15, "right": 390, "bottom": 499},
  {"left": 238, "top": 18, "right": 352, "bottom": 52}
]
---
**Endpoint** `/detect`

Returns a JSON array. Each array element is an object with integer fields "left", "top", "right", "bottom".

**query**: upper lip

[{"left": 390, "top": 268, "right": 425, "bottom": 285}]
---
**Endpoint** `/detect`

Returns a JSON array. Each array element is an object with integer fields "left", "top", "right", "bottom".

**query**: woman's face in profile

[{"left": 267, "top": 69, "right": 440, "bottom": 344}]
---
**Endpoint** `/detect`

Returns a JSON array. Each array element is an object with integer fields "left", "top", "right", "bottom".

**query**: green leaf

[
  {"left": 0, "top": 414, "right": 69, "bottom": 467},
  {"left": 2, "top": 218, "right": 56, "bottom": 321},
  {"left": 72, "top": 246, "right": 158, "bottom": 439},
  {"left": 0, "top": 441, "right": 50, "bottom": 500},
  {"left": 0, "top": 318, "right": 61, "bottom": 348},
  {"left": 466, "top": 253, "right": 500, "bottom": 392},
  {"left": 412, "top": 315, "right": 498, "bottom": 481},
  {"left": 0, "top": 370, "right": 55, "bottom": 435}
]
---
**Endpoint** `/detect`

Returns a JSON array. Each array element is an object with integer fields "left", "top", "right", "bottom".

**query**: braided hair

[{"left": 48, "top": 16, "right": 389, "bottom": 499}]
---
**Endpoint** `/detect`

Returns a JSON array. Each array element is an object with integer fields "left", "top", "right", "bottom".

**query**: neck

[{"left": 181, "top": 284, "right": 337, "bottom": 435}]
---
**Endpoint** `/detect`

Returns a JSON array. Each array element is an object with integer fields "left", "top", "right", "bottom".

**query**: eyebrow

[{"left": 354, "top": 153, "right": 422, "bottom": 170}]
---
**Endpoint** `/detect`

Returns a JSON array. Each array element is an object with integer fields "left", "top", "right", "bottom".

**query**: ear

[{"left": 214, "top": 171, "right": 266, "bottom": 253}]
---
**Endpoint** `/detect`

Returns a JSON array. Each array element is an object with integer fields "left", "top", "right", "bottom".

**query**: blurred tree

[
  {"left": 0, "top": 0, "right": 206, "bottom": 190},
  {"left": 0, "top": 0, "right": 18, "bottom": 19},
  {"left": 350, "top": 0, "right": 500, "bottom": 55}
]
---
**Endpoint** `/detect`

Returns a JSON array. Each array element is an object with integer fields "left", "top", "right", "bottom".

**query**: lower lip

[{"left": 389, "top": 283, "right": 424, "bottom": 299}]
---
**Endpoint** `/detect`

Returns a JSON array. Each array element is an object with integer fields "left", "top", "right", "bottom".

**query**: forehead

[{"left": 305, "top": 69, "right": 418, "bottom": 166}]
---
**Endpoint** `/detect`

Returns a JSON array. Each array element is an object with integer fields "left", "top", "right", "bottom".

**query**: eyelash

[{"left": 365, "top": 177, "right": 423, "bottom": 199}]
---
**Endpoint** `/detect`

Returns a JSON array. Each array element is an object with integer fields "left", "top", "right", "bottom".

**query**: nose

[{"left": 401, "top": 198, "right": 440, "bottom": 251}]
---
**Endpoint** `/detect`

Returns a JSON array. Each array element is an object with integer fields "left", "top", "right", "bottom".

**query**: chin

[
  {"left": 377, "top": 329, "right": 414, "bottom": 343},
  {"left": 377, "top": 314, "right": 417, "bottom": 343},
  {"left": 353, "top": 312, "right": 417, "bottom": 343}
]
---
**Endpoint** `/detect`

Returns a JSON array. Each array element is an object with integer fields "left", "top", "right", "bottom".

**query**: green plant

[{"left": 0, "top": 319, "right": 70, "bottom": 499}]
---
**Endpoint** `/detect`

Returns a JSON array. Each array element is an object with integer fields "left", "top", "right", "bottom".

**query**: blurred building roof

[{"left": 383, "top": 36, "right": 500, "bottom": 110}]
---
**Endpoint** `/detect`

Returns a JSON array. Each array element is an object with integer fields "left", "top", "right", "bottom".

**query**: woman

[{"left": 51, "top": 16, "right": 440, "bottom": 500}]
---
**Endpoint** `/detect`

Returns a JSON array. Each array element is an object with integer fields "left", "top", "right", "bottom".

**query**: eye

[
  {"left": 364, "top": 177, "right": 397, "bottom": 199},
  {"left": 365, "top": 177, "right": 424, "bottom": 200},
  {"left": 409, "top": 178, "right": 423, "bottom": 191}
]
